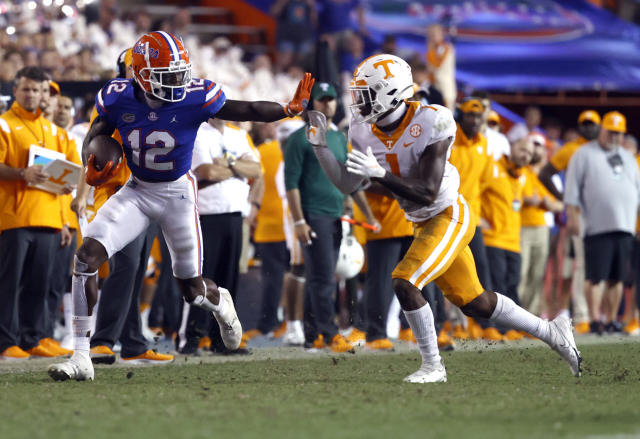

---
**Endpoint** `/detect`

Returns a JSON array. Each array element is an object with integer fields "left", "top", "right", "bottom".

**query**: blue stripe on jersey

[{"left": 156, "top": 31, "right": 180, "bottom": 62}]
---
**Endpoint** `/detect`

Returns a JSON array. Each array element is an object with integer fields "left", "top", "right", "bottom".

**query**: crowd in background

[{"left": 0, "top": 0, "right": 639, "bottom": 361}]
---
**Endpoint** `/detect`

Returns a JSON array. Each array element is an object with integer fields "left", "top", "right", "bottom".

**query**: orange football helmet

[{"left": 131, "top": 31, "right": 192, "bottom": 102}]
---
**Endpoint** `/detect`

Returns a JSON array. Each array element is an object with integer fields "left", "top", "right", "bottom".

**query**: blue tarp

[{"left": 250, "top": 0, "right": 640, "bottom": 92}]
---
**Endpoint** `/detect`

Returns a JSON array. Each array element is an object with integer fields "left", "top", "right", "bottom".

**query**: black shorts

[{"left": 584, "top": 232, "right": 634, "bottom": 283}]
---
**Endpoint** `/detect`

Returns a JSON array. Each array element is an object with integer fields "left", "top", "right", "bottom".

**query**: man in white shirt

[{"left": 180, "top": 119, "right": 262, "bottom": 355}]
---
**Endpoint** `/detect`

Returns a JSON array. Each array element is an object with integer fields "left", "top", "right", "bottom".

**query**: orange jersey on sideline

[
  {"left": 254, "top": 139, "right": 285, "bottom": 243},
  {"left": 549, "top": 136, "right": 588, "bottom": 171},
  {"left": 449, "top": 124, "right": 493, "bottom": 219},
  {"left": 0, "top": 102, "right": 81, "bottom": 232},
  {"left": 521, "top": 166, "right": 557, "bottom": 227},
  {"left": 481, "top": 156, "right": 526, "bottom": 253}
]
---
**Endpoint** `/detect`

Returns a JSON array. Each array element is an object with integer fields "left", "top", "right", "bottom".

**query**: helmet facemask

[
  {"left": 350, "top": 80, "right": 404, "bottom": 124},
  {"left": 138, "top": 59, "right": 192, "bottom": 103}
]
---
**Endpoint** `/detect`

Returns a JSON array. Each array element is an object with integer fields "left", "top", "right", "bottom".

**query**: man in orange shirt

[
  {"left": 449, "top": 98, "right": 494, "bottom": 293},
  {"left": 0, "top": 67, "right": 79, "bottom": 359},
  {"left": 519, "top": 134, "right": 563, "bottom": 316},
  {"left": 480, "top": 135, "right": 534, "bottom": 338},
  {"left": 539, "top": 110, "right": 601, "bottom": 333}
]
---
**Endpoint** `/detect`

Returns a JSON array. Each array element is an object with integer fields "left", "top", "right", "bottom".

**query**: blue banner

[{"left": 360, "top": 0, "right": 640, "bottom": 91}]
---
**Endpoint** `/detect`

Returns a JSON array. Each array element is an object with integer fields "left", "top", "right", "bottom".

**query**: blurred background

[{"left": 0, "top": 0, "right": 638, "bottom": 138}]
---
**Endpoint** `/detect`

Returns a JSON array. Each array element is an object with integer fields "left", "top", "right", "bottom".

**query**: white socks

[
  {"left": 192, "top": 293, "right": 226, "bottom": 314},
  {"left": 490, "top": 293, "right": 551, "bottom": 343},
  {"left": 403, "top": 304, "right": 441, "bottom": 366}
]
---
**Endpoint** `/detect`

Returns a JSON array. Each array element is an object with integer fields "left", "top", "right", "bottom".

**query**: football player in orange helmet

[{"left": 48, "top": 31, "right": 314, "bottom": 381}]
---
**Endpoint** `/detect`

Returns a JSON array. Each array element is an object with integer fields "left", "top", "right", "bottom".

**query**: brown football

[{"left": 84, "top": 135, "right": 123, "bottom": 171}]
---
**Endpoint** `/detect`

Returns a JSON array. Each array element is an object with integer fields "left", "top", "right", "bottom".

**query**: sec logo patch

[{"left": 409, "top": 124, "right": 422, "bottom": 138}]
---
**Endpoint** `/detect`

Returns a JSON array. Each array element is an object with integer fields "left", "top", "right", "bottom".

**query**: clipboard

[{"left": 28, "top": 145, "right": 81, "bottom": 194}]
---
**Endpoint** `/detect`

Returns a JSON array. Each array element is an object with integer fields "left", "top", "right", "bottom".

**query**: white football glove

[
  {"left": 305, "top": 110, "right": 327, "bottom": 147},
  {"left": 346, "top": 147, "right": 386, "bottom": 179}
]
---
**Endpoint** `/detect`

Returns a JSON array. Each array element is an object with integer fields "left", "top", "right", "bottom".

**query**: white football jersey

[{"left": 349, "top": 102, "right": 459, "bottom": 222}]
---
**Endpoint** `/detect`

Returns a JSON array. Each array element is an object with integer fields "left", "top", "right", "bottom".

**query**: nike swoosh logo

[
  {"left": 403, "top": 142, "right": 414, "bottom": 147},
  {"left": 15, "top": 126, "right": 23, "bottom": 130}
]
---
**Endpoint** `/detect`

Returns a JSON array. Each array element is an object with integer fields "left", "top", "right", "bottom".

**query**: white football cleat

[
  {"left": 282, "top": 321, "right": 305, "bottom": 346},
  {"left": 403, "top": 361, "right": 447, "bottom": 384},
  {"left": 48, "top": 351, "right": 94, "bottom": 382},
  {"left": 549, "top": 315, "right": 582, "bottom": 377},
  {"left": 212, "top": 287, "right": 242, "bottom": 350}
]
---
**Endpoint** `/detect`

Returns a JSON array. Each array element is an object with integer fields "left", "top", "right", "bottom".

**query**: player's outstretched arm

[
  {"left": 306, "top": 110, "right": 364, "bottom": 194},
  {"left": 347, "top": 138, "right": 451, "bottom": 206},
  {"left": 215, "top": 73, "right": 315, "bottom": 122}
]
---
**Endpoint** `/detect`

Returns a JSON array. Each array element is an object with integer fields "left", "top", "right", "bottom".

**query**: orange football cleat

[
  {"left": 467, "top": 318, "right": 484, "bottom": 340},
  {"left": 346, "top": 328, "right": 366, "bottom": 346},
  {"left": 624, "top": 318, "right": 640, "bottom": 335},
  {"left": 26, "top": 343, "right": 58, "bottom": 357},
  {"left": 365, "top": 338, "right": 394, "bottom": 351},
  {"left": 397, "top": 328, "right": 416, "bottom": 343},
  {"left": 0, "top": 345, "right": 30, "bottom": 360},
  {"left": 40, "top": 338, "right": 72, "bottom": 356},
  {"left": 482, "top": 327, "right": 503, "bottom": 341},
  {"left": 437, "top": 331, "right": 455, "bottom": 351},
  {"left": 241, "top": 329, "right": 262, "bottom": 343},
  {"left": 121, "top": 350, "right": 174, "bottom": 364},
  {"left": 503, "top": 329, "right": 524, "bottom": 341},
  {"left": 452, "top": 324, "right": 470, "bottom": 339},
  {"left": 271, "top": 322, "right": 287, "bottom": 338},
  {"left": 198, "top": 336, "right": 212, "bottom": 349},
  {"left": 328, "top": 334, "right": 354, "bottom": 353},
  {"left": 574, "top": 321, "right": 590, "bottom": 335}
]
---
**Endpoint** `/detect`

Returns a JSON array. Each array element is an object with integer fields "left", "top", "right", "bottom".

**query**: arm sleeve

[
  {"left": 311, "top": 144, "right": 363, "bottom": 194},
  {"left": 563, "top": 151, "right": 583, "bottom": 207}
]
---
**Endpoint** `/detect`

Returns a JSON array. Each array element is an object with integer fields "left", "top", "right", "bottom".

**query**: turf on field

[{"left": 1, "top": 341, "right": 640, "bottom": 439}]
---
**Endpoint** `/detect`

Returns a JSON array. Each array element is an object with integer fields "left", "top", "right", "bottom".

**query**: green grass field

[{"left": 2, "top": 340, "right": 640, "bottom": 439}]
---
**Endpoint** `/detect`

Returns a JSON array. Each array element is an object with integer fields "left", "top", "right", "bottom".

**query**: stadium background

[{"left": 2, "top": 0, "right": 639, "bottom": 137}]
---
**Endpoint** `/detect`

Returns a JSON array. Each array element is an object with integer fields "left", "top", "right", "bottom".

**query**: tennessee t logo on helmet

[{"left": 372, "top": 59, "right": 395, "bottom": 79}]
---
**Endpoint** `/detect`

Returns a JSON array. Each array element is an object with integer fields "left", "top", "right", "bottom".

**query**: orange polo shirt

[
  {"left": 549, "top": 136, "right": 588, "bottom": 171},
  {"left": 254, "top": 139, "right": 286, "bottom": 243},
  {"left": 481, "top": 156, "right": 526, "bottom": 253},
  {"left": 0, "top": 101, "right": 81, "bottom": 232},
  {"left": 449, "top": 124, "right": 492, "bottom": 219},
  {"left": 521, "top": 166, "right": 557, "bottom": 227}
]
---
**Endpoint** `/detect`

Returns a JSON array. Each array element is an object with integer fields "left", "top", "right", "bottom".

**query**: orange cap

[
  {"left": 459, "top": 98, "right": 484, "bottom": 113},
  {"left": 578, "top": 110, "right": 600, "bottom": 124},
  {"left": 602, "top": 111, "right": 626, "bottom": 133},
  {"left": 488, "top": 110, "right": 500, "bottom": 124}
]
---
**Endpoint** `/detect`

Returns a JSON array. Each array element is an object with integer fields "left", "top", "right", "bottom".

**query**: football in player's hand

[{"left": 85, "top": 135, "right": 123, "bottom": 171}]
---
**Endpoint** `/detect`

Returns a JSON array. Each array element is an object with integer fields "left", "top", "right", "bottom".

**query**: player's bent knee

[
  {"left": 392, "top": 278, "right": 421, "bottom": 307},
  {"left": 75, "top": 238, "right": 108, "bottom": 273},
  {"left": 460, "top": 290, "right": 495, "bottom": 319}
]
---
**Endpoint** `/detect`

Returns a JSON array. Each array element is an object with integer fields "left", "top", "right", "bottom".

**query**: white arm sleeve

[{"left": 312, "top": 145, "right": 364, "bottom": 194}]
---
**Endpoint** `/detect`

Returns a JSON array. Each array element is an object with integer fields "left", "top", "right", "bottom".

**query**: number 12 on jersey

[{"left": 127, "top": 129, "right": 176, "bottom": 171}]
